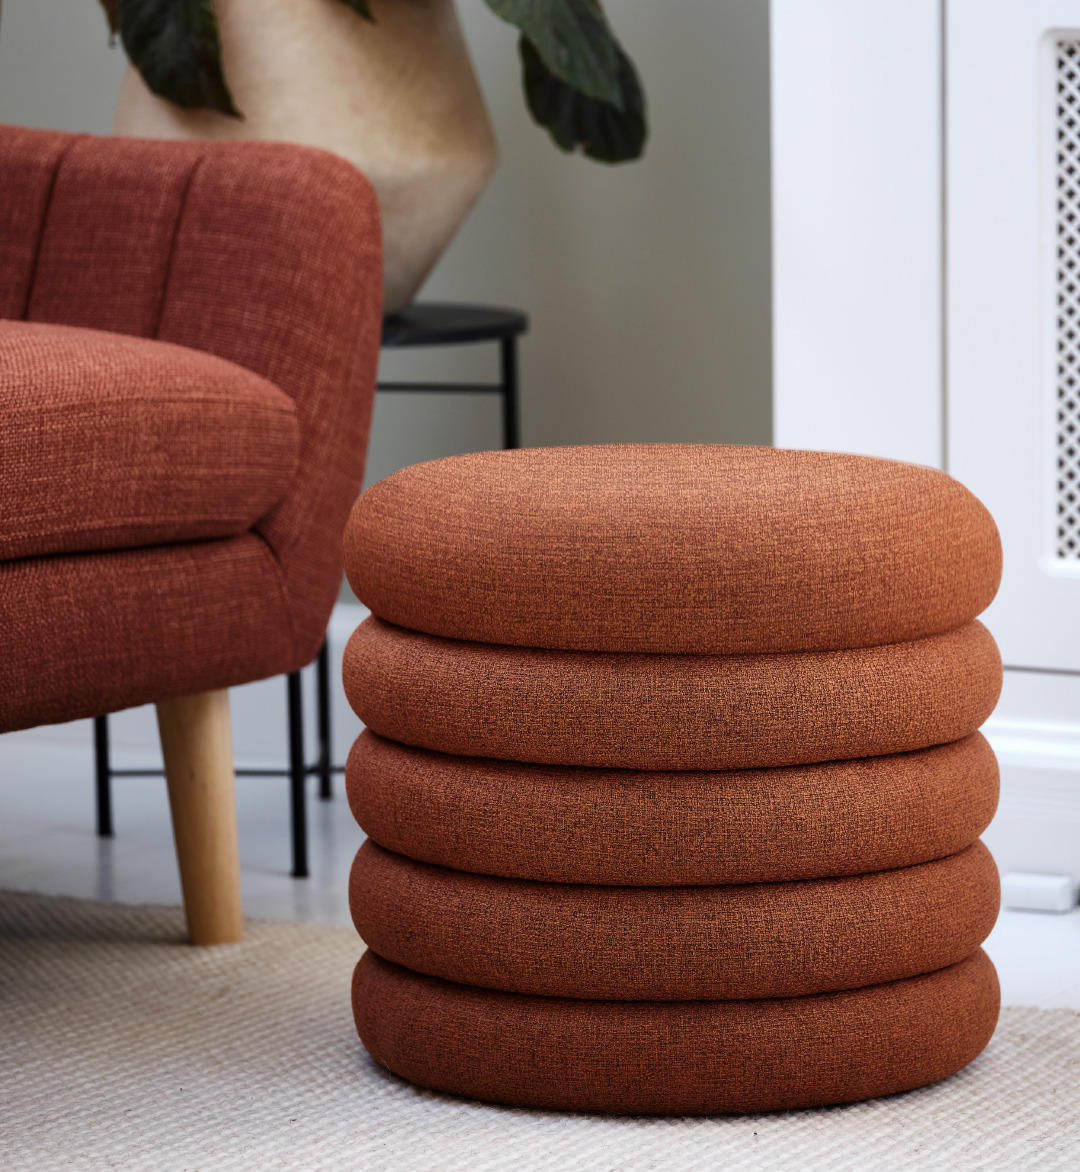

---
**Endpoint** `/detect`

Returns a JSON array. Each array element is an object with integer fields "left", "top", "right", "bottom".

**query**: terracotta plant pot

[{"left": 113, "top": 0, "right": 498, "bottom": 313}]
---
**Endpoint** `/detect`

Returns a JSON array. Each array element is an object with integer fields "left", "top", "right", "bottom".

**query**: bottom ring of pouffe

[
  {"left": 350, "top": 840, "right": 999, "bottom": 1000},
  {"left": 353, "top": 949, "right": 1000, "bottom": 1116}
]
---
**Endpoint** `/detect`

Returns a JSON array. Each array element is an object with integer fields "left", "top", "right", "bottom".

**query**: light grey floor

[
  {"left": 0, "top": 725, "right": 364, "bottom": 927},
  {"left": 1, "top": 721, "right": 1078, "bottom": 1010}
]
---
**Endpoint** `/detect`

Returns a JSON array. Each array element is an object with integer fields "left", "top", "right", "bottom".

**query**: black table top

[{"left": 381, "top": 303, "right": 529, "bottom": 348}]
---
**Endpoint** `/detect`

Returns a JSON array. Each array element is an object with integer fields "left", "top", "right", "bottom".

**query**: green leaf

[
  {"left": 99, "top": 0, "right": 121, "bottom": 38},
  {"left": 485, "top": 0, "right": 622, "bottom": 109},
  {"left": 335, "top": 0, "right": 375, "bottom": 21},
  {"left": 118, "top": 0, "right": 239, "bottom": 117},
  {"left": 520, "top": 35, "right": 646, "bottom": 163}
]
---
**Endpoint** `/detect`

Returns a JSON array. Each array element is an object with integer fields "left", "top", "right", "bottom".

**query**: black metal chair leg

[
  {"left": 93, "top": 667, "right": 320, "bottom": 874},
  {"left": 316, "top": 639, "right": 332, "bottom": 800},
  {"left": 94, "top": 715, "right": 113, "bottom": 837},
  {"left": 501, "top": 336, "right": 520, "bottom": 450},
  {"left": 287, "top": 671, "right": 309, "bottom": 878}
]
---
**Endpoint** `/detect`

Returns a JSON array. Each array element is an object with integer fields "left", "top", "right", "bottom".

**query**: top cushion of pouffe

[{"left": 343, "top": 445, "right": 1001, "bottom": 654}]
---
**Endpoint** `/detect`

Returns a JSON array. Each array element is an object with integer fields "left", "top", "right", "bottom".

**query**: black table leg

[
  {"left": 316, "top": 640, "right": 332, "bottom": 801},
  {"left": 91, "top": 305, "right": 527, "bottom": 870},
  {"left": 501, "top": 336, "right": 520, "bottom": 450},
  {"left": 287, "top": 671, "right": 308, "bottom": 878},
  {"left": 94, "top": 715, "right": 113, "bottom": 838},
  {"left": 92, "top": 664, "right": 321, "bottom": 875}
]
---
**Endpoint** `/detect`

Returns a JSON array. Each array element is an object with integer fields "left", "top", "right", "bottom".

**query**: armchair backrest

[{"left": 0, "top": 124, "right": 383, "bottom": 662}]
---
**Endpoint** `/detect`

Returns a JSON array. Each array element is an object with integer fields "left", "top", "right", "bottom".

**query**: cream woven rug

[{"left": 1, "top": 890, "right": 1078, "bottom": 1172}]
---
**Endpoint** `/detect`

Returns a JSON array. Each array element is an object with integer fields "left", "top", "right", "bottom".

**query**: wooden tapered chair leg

[{"left": 156, "top": 689, "right": 243, "bottom": 945}]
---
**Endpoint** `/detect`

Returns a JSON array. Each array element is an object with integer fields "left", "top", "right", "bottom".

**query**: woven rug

[{"left": 1, "top": 890, "right": 1078, "bottom": 1172}]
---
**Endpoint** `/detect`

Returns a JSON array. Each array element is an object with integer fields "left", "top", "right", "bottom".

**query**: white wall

[{"left": 0, "top": 0, "right": 773, "bottom": 490}]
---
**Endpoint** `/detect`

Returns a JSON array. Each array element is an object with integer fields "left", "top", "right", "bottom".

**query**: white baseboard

[{"left": 982, "top": 668, "right": 1080, "bottom": 880}]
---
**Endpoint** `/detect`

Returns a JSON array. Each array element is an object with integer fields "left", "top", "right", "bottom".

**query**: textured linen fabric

[
  {"left": 0, "top": 123, "right": 382, "bottom": 730},
  {"left": 149, "top": 140, "right": 382, "bottom": 661},
  {"left": 0, "top": 537, "right": 294, "bottom": 731},
  {"left": 346, "top": 731, "right": 999, "bottom": 884},
  {"left": 349, "top": 840, "right": 999, "bottom": 1001},
  {"left": 344, "top": 445, "right": 1002, "bottom": 655},
  {"left": 353, "top": 949, "right": 1001, "bottom": 1116},
  {"left": 0, "top": 321, "right": 298, "bottom": 561},
  {"left": 343, "top": 618, "right": 1002, "bottom": 770},
  {"left": 0, "top": 128, "right": 70, "bottom": 320}
]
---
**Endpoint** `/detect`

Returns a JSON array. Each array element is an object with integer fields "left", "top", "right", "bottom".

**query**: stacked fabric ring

[{"left": 341, "top": 444, "right": 1004, "bottom": 1116}]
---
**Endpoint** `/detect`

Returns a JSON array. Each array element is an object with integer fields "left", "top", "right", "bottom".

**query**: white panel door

[
  {"left": 948, "top": 0, "right": 1080, "bottom": 670},
  {"left": 771, "top": 0, "right": 944, "bottom": 465}
]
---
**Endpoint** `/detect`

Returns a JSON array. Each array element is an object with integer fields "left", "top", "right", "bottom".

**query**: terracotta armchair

[{"left": 0, "top": 124, "right": 382, "bottom": 943}]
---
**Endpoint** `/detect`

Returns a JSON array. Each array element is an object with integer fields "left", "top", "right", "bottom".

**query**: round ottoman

[{"left": 341, "top": 444, "right": 1004, "bottom": 1115}]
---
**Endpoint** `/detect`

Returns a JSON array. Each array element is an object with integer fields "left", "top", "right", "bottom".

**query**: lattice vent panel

[{"left": 1055, "top": 41, "right": 1080, "bottom": 558}]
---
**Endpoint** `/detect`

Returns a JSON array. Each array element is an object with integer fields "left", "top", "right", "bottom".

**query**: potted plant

[{"left": 98, "top": 0, "right": 647, "bottom": 312}]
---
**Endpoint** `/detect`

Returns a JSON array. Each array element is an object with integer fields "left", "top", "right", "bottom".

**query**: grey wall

[
  {"left": 0, "top": 0, "right": 127, "bottom": 133},
  {"left": 379, "top": 0, "right": 773, "bottom": 486},
  {"left": 0, "top": 0, "right": 772, "bottom": 491}
]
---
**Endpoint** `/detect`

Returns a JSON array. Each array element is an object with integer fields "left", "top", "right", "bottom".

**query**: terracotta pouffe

[{"left": 340, "top": 445, "right": 1004, "bottom": 1116}]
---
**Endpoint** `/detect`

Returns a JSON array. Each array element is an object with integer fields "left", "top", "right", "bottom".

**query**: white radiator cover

[
  {"left": 1052, "top": 42, "right": 1080, "bottom": 563},
  {"left": 772, "top": 0, "right": 1080, "bottom": 878}
]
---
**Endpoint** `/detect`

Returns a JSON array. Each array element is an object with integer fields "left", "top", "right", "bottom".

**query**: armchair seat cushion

[{"left": 0, "top": 321, "right": 300, "bottom": 562}]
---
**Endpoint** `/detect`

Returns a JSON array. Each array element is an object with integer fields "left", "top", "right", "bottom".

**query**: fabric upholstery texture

[
  {"left": 346, "top": 731, "right": 999, "bottom": 884},
  {"left": 353, "top": 949, "right": 1001, "bottom": 1116},
  {"left": 343, "top": 444, "right": 1002, "bottom": 654},
  {"left": 0, "top": 537, "right": 294, "bottom": 730},
  {"left": 0, "top": 320, "right": 298, "bottom": 562},
  {"left": 350, "top": 840, "right": 999, "bottom": 1001},
  {"left": 341, "top": 442, "right": 1004, "bottom": 1112},
  {"left": 344, "top": 617, "right": 1002, "bottom": 771},
  {"left": 0, "top": 123, "right": 382, "bottom": 731}
]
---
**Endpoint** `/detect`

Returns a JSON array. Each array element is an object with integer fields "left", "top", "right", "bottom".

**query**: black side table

[
  {"left": 93, "top": 303, "right": 528, "bottom": 878},
  {"left": 380, "top": 303, "right": 528, "bottom": 449}
]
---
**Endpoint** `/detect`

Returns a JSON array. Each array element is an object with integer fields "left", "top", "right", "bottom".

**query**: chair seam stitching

[
  {"left": 152, "top": 155, "right": 203, "bottom": 340},
  {"left": 251, "top": 529, "right": 302, "bottom": 667},
  {"left": 21, "top": 137, "right": 78, "bottom": 321}
]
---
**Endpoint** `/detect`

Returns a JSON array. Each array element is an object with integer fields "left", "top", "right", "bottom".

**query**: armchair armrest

[{"left": 0, "top": 124, "right": 383, "bottom": 665}]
